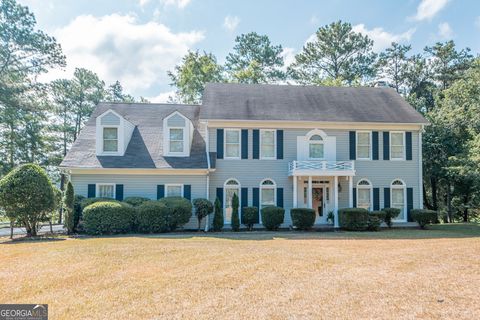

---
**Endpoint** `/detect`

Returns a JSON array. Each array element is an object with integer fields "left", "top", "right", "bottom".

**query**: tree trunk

[
  {"left": 10, "top": 221, "right": 13, "bottom": 239},
  {"left": 423, "top": 184, "right": 433, "bottom": 210},
  {"left": 446, "top": 182, "right": 452, "bottom": 223},
  {"left": 463, "top": 208, "right": 468, "bottom": 222},
  {"left": 198, "top": 218, "right": 201, "bottom": 231},
  {"left": 430, "top": 176, "right": 438, "bottom": 211},
  {"left": 49, "top": 220, "right": 53, "bottom": 234},
  {"left": 58, "top": 173, "right": 66, "bottom": 224},
  {"left": 462, "top": 193, "right": 469, "bottom": 222}
]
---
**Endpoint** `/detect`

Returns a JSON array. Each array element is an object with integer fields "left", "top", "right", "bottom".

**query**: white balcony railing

[{"left": 288, "top": 160, "right": 355, "bottom": 176}]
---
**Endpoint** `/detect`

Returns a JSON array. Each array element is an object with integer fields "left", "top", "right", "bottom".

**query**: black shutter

[
  {"left": 384, "top": 188, "right": 390, "bottom": 208},
  {"left": 383, "top": 132, "right": 390, "bottom": 160},
  {"left": 252, "top": 129, "right": 260, "bottom": 159},
  {"left": 88, "top": 184, "right": 96, "bottom": 198},
  {"left": 241, "top": 187, "right": 248, "bottom": 223},
  {"left": 115, "top": 184, "right": 124, "bottom": 201},
  {"left": 216, "top": 129, "right": 224, "bottom": 159},
  {"left": 406, "top": 132, "right": 412, "bottom": 160},
  {"left": 372, "top": 131, "right": 379, "bottom": 160},
  {"left": 349, "top": 131, "right": 356, "bottom": 160},
  {"left": 216, "top": 188, "right": 223, "bottom": 206},
  {"left": 276, "top": 188, "right": 284, "bottom": 208},
  {"left": 276, "top": 130, "right": 284, "bottom": 159},
  {"left": 157, "top": 185, "right": 165, "bottom": 200},
  {"left": 352, "top": 188, "right": 357, "bottom": 208},
  {"left": 373, "top": 187, "right": 380, "bottom": 210},
  {"left": 241, "top": 129, "right": 248, "bottom": 159},
  {"left": 252, "top": 187, "right": 260, "bottom": 223},
  {"left": 184, "top": 185, "right": 191, "bottom": 200},
  {"left": 407, "top": 187, "right": 413, "bottom": 221}
]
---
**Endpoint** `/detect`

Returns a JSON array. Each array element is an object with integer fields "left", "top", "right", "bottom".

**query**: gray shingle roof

[
  {"left": 200, "top": 83, "right": 428, "bottom": 124},
  {"left": 60, "top": 103, "right": 208, "bottom": 169}
]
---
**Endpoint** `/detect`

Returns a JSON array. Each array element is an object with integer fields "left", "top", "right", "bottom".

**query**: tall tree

[
  {"left": 377, "top": 42, "right": 411, "bottom": 93},
  {"left": 225, "top": 32, "right": 285, "bottom": 84},
  {"left": 289, "top": 21, "right": 376, "bottom": 85},
  {"left": 105, "top": 80, "right": 135, "bottom": 103}
]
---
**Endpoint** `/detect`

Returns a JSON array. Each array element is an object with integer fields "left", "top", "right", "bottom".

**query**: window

[
  {"left": 309, "top": 135, "right": 324, "bottom": 159},
  {"left": 166, "top": 184, "right": 183, "bottom": 197},
  {"left": 357, "top": 131, "right": 371, "bottom": 160},
  {"left": 391, "top": 179, "right": 406, "bottom": 220},
  {"left": 97, "top": 184, "right": 115, "bottom": 198},
  {"left": 224, "top": 179, "right": 240, "bottom": 223},
  {"left": 357, "top": 179, "right": 372, "bottom": 210},
  {"left": 260, "top": 130, "right": 276, "bottom": 159},
  {"left": 225, "top": 129, "right": 240, "bottom": 159},
  {"left": 260, "top": 179, "right": 276, "bottom": 209},
  {"left": 390, "top": 132, "right": 405, "bottom": 160},
  {"left": 169, "top": 128, "right": 184, "bottom": 153},
  {"left": 103, "top": 127, "right": 118, "bottom": 152}
]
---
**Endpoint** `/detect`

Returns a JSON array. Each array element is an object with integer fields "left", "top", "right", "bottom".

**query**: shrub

[
  {"left": 158, "top": 197, "right": 192, "bottom": 231},
  {"left": 367, "top": 215, "right": 382, "bottom": 231},
  {"left": 80, "top": 197, "right": 117, "bottom": 210},
  {"left": 193, "top": 198, "right": 213, "bottom": 231},
  {"left": 383, "top": 208, "right": 401, "bottom": 228},
  {"left": 135, "top": 201, "right": 169, "bottom": 233},
  {"left": 123, "top": 197, "right": 150, "bottom": 207},
  {"left": 212, "top": 197, "right": 223, "bottom": 231},
  {"left": 291, "top": 208, "right": 316, "bottom": 230},
  {"left": 83, "top": 201, "right": 135, "bottom": 235},
  {"left": 0, "top": 164, "right": 56, "bottom": 237},
  {"left": 369, "top": 210, "right": 386, "bottom": 221},
  {"left": 64, "top": 181, "right": 75, "bottom": 234},
  {"left": 241, "top": 207, "right": 258, "bottom": 231},
  {"left": 73, "top": 195, "right": 85, "bottom": 229},
  {"left": 231, "top": 193, "right": 240, "bottom": 231},
  {"left": 338, "top": 208, "right": 369, "bottom": 231},
  {"left": 261, "top": 206, "right": 285, "bottom": 231},
  {"left": 411, "top": 209, "right": 438, "bottom": 229}
]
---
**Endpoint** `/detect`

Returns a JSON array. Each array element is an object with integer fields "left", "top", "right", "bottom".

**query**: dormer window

[
  {"left": 163, "top": 111, "right": 192, "bottom": 157},
  {"left": 96, "top": 110, "right": 134, "bottom": 156},
  {"left": 169, "top": 128, "right": 184, "bottom": 153},
  {"left": 103, "top": 127, "right": 118, "bottom": 152}
]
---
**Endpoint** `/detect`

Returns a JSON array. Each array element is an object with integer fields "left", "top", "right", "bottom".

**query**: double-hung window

[
  {"left": 169, "top": 128, "right": 184, "bottom": 153},
  {"left": 357, "top": 179, "right": 372, "bottom": 210},
  {"left": 97, "top": 183, "right": 115, "bottom": 198},
  {"left": 103, "top": 128, "right": 118, "bottom": 152},
  {"left": 225, "top": 129, "right": 240, "bottom": 159},
  {"left": 308, "top": 135, "right": 324, "bottom": 159},
  {"left": 391, "top": 179, "right": 406, "bottom": 221},
  {"left": 390, "top": 132, "right": 405, "bottom": 160},
  {"left": 260, "top": 179, "right": 276, "bottom": 209},
  {"left": 166, "top": 184, "right": 183, "bottom": 197},
  {"left": 260, "top": 130, "right": 276, "bottom": 159},
  {"left": 356, "top": 131, "right": 371, "bottom": 160}
]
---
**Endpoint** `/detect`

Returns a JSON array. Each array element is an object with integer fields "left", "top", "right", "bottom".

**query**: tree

[
  {"left": 168, "top": 50, "right": 224, "bottom": 104},
  {"left": 289, "top": 21, "right": 376, "bottom": 85},
  {"left": 105, "top": 80, "right": 135, "bottom": 103},
  {"left": 231, "top": 193, "right": 240, "bottom": 231},
  {"left": 64, "top": 181, "right": 75, "bottom": 234},
  {"left": 225, "top": 32, "right": 285, "bottom": 84},
  {"left": 0, "top": 164, "right": 55, "bottom": 236},
  {"left": 192, "top": 198, "right": 213, "bottom": 231},
  {"left": 212, "top": 197, "right": 223, "bottom": 232},
  {"left": 377, "top": 42, "right": 411, "bottom": 93}
]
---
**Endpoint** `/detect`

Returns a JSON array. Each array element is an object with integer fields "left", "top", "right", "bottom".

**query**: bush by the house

[
  {"left": 83, "top": 201, "right": 134, "bottom": 235},
  {"left": 383, "top": 208, "right": 401, "bottom": 228},
  {"left": 241, "top": 207, "right": 258, "bottom": 231},
  {"left": 74, "top": 195, "right": 85, "bottom": 229},
  {"left": 369, "top": 210, "right": 386, "bottom": 221},
  {"left": 261, "top": 206, "right": 285, "bottom": 231},
  {"left": 123, "top": 196, "right": 150, "bottom": 207},
  {"left": 411, "top": 209, "right": 438, "bottom": 229},
  {"left": 367, "top": 215, "right": 382, "bottom": 231},
  {"left": 136, "top": 201, "right": 169, "bottom": 233},
  {"left": 338, "top": 208, "right": 369, "bottom": 231},
  {"left": 64, "top": 181, "right": 75, "bottom": 234},
  {"left": 80, "top": 197, "right": 118, "bottom": 210},
  {"left": 231, "top": 193, "right": 240, "bottom": 231},
  {"left": 192, "top": 198, "right": 213, "bottom": 231},
  {"left": 212, "top": 197, "right": 223, "bottom": 231},
  {"left": 290, "top": 208, "right": 316, "bottom": 230},
  {"left": 158, "top": 197, "right": 192, "bottom": 231}
]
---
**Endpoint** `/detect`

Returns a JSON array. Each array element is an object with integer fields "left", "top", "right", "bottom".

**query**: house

[{"left": 60, "top": 83, "right": 428, "bottom": 229}]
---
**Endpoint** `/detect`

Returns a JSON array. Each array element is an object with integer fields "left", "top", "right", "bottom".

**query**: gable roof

[
  {"left": 200, "top": 83, "right": 428, "bottom": 124},
  {"left": 60, "top": 103, "right": 208, "bottom": 169}
]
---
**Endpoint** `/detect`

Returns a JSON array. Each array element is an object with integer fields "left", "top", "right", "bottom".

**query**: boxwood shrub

[
  {"left": 338, "top": 208, "right": 369, "bottom": 231},
  {"left": 123, "top": 196, "right": 150, "bottom": 207},
  {"left": 367, "top": 215, "right": 382, "bottom": 231},
  {"left": 83, "top": 201, "right": 135, "bottom": 235},
  {"left": 261, "top": 206, "right": 285, "bottom": 231},
  {"left": 80, "top": 197, "right": 118, "bottom": 210},
  {"left": 411, "top": 209, "right": 438, "bottom": 229},
  {"left": 290, "top": 208, "right": 316, "bottom": 230},
  {"left": 136, "top": 201, "right": 169, "bottom": 233},
  {"left": 241, "top": 206, "right": 258, "bottom": 231},
  {"left": 158, "top": 197, "right": 192, "bottom": 231},
  {"left": 382, "top": 208, "right": 401, "bottom": 228}
]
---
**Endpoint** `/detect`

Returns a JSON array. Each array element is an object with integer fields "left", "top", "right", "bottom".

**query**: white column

[
  {"left": 334, "top": 176, "right": 339, "bottom": 228},
  {"left": 293, "top": 176, "right": 298, "bottom": 208},
  {"left": 308, "top": 176, "right": 313, "bottom": 209},
  {"left": 348, "top": 176, "right": 353, "bottom": 208}
]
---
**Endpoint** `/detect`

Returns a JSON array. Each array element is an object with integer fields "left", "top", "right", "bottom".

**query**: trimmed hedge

[
  {"left": 261, "top": 206, "right": 285, "bottom": 230},
  {"left": 369, "top": 210, "right": 386, "bottom": 220},
  {"left": 411, "top": 209, "right": 438, "bottom": 229},
  {"left": 367, "top": 215, "right": 382, "bottom": 231},
  {"left": 123, "top": 197, "right": 150, "bottom": 207},
  {"left": 80, "top": 197, "right": 118, "bottom": 210},
  {"left": 241, "top": 207, "right": 258, "bottom": 231},
  {"left": 291, "top": 208, "right": 316, "bottom": 230},
  {"left": 338, "top": 208, "right": 369, "bottom": 231},
  {"left": 136, "top": 201, "right": 169, "bottom": 233},
  {"left": 158, "top": 197, "right": 192, "bottom": 231},
  {"left": 83, "top": 201, "right": 135, "bottom": 235},
  {"left": 383, "top": 208, "right": 401, "bottom": 228}
]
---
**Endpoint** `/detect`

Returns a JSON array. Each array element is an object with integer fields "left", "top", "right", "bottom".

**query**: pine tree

[
  {"left": 231, "top": 193, "right": 240, "bottom": 231},
  {"left": 212, "top": 197, "right": 224, "bottom": 232},
  {"left": 64, "top": 181, "right": 75, "bottom": 234}
]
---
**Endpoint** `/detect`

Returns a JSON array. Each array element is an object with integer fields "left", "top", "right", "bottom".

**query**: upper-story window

[
  {"left": 225, "top": 129, "right": 240, "bottom": 159},
  {"left": 163, "top": 111, "right": 191, "bottom": 157},
  {"left": 390, "top": 132, "right": 405, "bottom": 160},
  {"left": 309, "top": 135, "right": 324, "bottom": 159},
  {"left": 96, "top": 110, "right": 134, "bottom": 156},
  {"left": 260, "top": 129, "right": 276, "bottom": 159},
  {"left": 103, "top": 127, "right": 118, "bottom": 152},
  {"left": 169, "top": 128, "right": 184, "bottom": 153},
  {"left": 356, "top": 131, "right": 371, "bottom": 160},
  {"left": 357, "top": 179, "right": 372, "bottom": 210}
]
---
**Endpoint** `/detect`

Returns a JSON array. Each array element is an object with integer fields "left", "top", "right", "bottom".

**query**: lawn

[{"left": 1, "top": 224, "right": 479, "bottom": 319}]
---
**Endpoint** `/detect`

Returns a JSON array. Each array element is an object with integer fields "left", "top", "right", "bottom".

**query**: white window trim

[
  {"left": 101, "top": 126, "right": 120, "bottom": 154},
  {"left": 390, "top": 131, "right": 406, "bottom": 161},
  {"left": 260, "top": 178, "right": 277, "bottom": 209},
  {"left": 260, "top": 129, "right": 277, "bottom": 160},
  {"left": 165, "top": 184, "right": 184, "bottom": 197},
  {"left": 223, "top": 178, "right": 241, "bottom": 224},
  {"left": 356, "top": 131, "right": 372, "bottom": 160},
  {"left": 308, "top": 135, "right": 325, "bottom": 160},
  {"left": 168, "top": 127, "right": 185, "bottom": 154},
  {"left": 163, "top": 111, "right": 191, "bottom": 157},
  {"left": 390, "top": 178, "right": 407, "bottom": 222},
  {"left": 356, "top": 179, "right": 373, "bottom": 211},
  {"left": 96, "top": 183, "right": 116, "bottom": 199},
  {"left": 224, "top": 129, "right": 241, "bottom": 160}
]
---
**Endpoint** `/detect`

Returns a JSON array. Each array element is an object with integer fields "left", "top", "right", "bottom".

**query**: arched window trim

[
  {"left": 390, "top": 178, "right": 407, "bottom": 221},
  {"left": 356, "top": 178, "right": 373, "bottom": 211},
  {"left": 260, "top": 178, "right": 277, "bottom": 209},
  {"left": 306, "top": 129, "right": 327, "bottom": 160},
  {"left": 223, "top": 178, "right": 241, "bottom": 224}
]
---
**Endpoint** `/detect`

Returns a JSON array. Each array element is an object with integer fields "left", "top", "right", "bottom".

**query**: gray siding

[
  {"left": 100, "top": 112, "right": 120, "bottom": 125},
  {"left": 167, "top": 114, "right": 186, "bottom": 127}
]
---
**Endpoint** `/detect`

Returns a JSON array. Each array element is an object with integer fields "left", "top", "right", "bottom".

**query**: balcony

[{"left": 288, "top": 160, "right": 355, "bottom": 176}]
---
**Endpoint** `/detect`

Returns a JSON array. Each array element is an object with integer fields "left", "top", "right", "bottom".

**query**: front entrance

[{"left": 312, "top": 187, "right": 327, "bottom": 224}]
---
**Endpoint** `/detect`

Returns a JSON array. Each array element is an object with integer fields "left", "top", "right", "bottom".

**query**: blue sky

[{"left": 19, "top": 0, "right": 480, "bottom": 101}]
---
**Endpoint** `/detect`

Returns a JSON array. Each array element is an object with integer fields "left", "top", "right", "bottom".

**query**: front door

[{"left": 312, "top": 187, "right": 325, "bottom": 224}]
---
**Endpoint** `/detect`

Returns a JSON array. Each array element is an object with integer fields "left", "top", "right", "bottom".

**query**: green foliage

[
  {"left": 123, "top": 197, "right": 150, "bottom": 207},
  {"left": 369, "top": 210, "right": 386, "bottom": 221},
  {"left": 231, "top": 193, "right": 240, "bottom": 231},
  {"left": 157, "top": 197, "right": 192, "bottom": 231},
  {"left": 0, "top": 164, "right": 55, "bottom": 236},
  {"left": 241, "top": 207, "right": 258, "bottom": 231},
  {"left": 377, "top": 42, "right": 411, "bottom": 93},
  {"left": 104, "top": 80, "right": 135, "bottom": 103},
  {"left": 135, "top": 201, "right": 169, "bottom": 233},
  {"left": 382, "top": 208, "right": 401, "bottom": 228},
  {"left": 212, "top": 197, "right": 223, "bottom": 232},
  {"left": 411, "top": 209, "right": 438, "bottom": 229},
  {"left": 261, "top": 206, "right": 285, "bottom": 231},
  {"left": 290, "top": 208, "right": 316, "bottom": 230},
  {"left": 74, "top": 195, "right": 85, "bottom": 230},
  {"left": 80, "top": 197, "right": 118, "bottom": 210},
  {"left": 193, "top": 198, "right": 213, "bottom": 231},
  {"left": 367, "top": 215, "right": 382, "bottom": 231},
  {"left": 82, "top": 201, "right": 134, "bottom": 235},
  {"left": 64, "top": 181, "right": 75, "bottom": 234},
  {"left": 338, "top": 208, "right": 369, "bottom": 231},
  {"left": 327, "top": 211, "right": 335, "bottom": 224}
]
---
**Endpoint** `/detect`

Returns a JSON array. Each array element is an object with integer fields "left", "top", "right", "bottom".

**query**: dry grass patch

[{"left": 1, "top": 224, "right": 479, "bottom": 319}]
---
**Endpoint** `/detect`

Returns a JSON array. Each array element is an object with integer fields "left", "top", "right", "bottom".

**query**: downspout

[
  {"left": 204, "top": 120, "right": 210, "bottom": 232},
  {"left": 419, "top": 125, "right": 424, "bottom": 209}
]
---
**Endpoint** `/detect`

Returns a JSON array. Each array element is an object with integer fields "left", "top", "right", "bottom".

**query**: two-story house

[{"left": 60, "top": 83, "right": 428, "bottom": 229}]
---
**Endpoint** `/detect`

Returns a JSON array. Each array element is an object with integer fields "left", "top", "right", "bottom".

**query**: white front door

[{"left": 313, "top": 186, "right": 329, "bottom": 224}]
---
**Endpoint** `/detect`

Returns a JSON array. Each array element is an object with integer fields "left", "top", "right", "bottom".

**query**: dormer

[
  {"left": 95, "top": 110, "right": 135, "bottom": 156},
  {"left": 163, "top": 111, "right": 193, "bottom": 157}
]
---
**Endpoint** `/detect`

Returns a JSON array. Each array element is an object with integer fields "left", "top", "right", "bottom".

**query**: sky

[{"left": 19, "top": 0, "right": 480, "bottom": 102}]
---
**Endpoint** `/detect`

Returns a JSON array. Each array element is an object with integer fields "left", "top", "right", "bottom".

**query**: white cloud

[
  {"left": 42, "top": 14, "right": 204, "bottom": 95},
  {"left": 352, "top": 24, "right": 416, "bottom": 52},
  {"left": 438, "top": 22, "right": 453, "bottom": 39},
  {"left": 412, "top": 0, "right": 450, "bottom": 21},
  {"left": 281, "top": 47, "right": 296, "bottom": 69},
  {"left": 475, "top": 16, "right": 480, "bottom": 29},
  {"left": 138, "top": 0, "right": 151, "bottom": 7},
  {"left": 148, "top": 90, "right": 176, "bottom": 103},
  {"left": 139, "top": 0, "right": 190, "bottom": 8},
  {"left": 310, "top": 15, "right": 319, "bottom": 26},
  {"left": 223, "top": 15, "right": 240, "bottom": 32}
]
